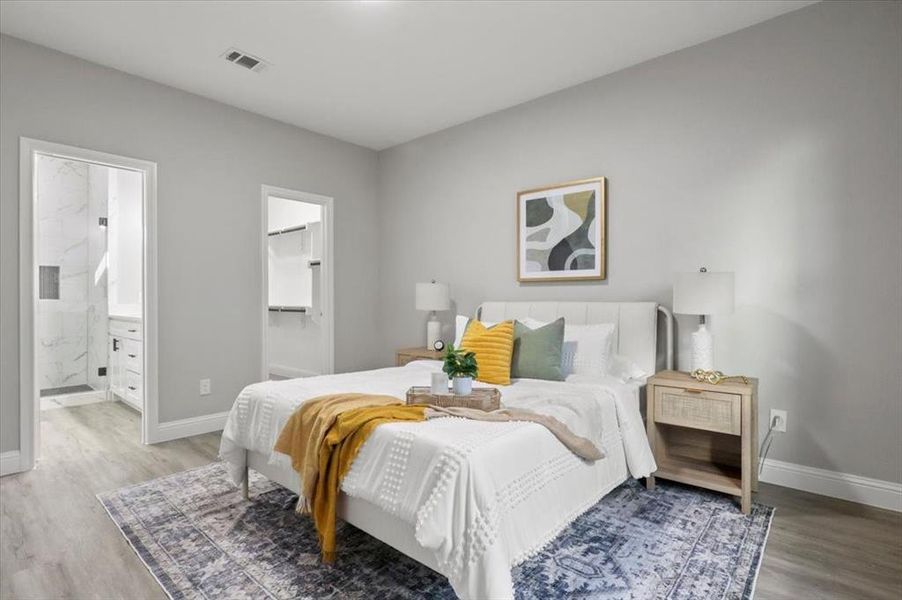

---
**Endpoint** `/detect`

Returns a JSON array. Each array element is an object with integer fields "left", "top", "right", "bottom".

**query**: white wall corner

[
  {"left": 150, "top": 411, "right": 229, "bottom": 444},
  {"left": 760, "top": 458, "right": 902, "bottom": 513},
  {"left": 0, "top": 451, "right": 23, "bottom": 477}
]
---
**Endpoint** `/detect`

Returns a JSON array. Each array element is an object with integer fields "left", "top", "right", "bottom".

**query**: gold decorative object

[{"left": 690, "top": 369, "right": 749, "bottom": 386}]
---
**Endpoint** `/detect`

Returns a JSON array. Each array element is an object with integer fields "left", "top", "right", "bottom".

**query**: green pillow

[{"left": 511, "top": 318, "right": 565, "bottom": 381}]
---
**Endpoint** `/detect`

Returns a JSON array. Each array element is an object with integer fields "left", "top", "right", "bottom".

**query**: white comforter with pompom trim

[{"left": 220, "top": 361, "right": 655, "bottom": 599}]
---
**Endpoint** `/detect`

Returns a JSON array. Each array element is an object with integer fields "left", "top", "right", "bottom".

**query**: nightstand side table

[
  {"left": 396, "top": 347, "right": 444, "bottom": 366},
  {"left": 645, "top": 370, "right": 758, "bottom": 514}
]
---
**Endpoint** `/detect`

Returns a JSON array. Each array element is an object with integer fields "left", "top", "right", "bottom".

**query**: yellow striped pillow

[{"left": 460, "top": 319, "right": 515, "bottom": 385}]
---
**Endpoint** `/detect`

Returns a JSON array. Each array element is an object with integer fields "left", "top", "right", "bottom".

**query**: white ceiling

[{"left": 0, "top": 1, "right": 815, "bottom": 150}]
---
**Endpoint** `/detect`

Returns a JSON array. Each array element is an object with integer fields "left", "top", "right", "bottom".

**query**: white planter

[{"left": 452, "top": 376, "right": 473, "bottom": 395}]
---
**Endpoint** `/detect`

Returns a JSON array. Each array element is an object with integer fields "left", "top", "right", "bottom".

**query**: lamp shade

[
  {"left": 415, "top": 281, "right": 450, "bottom": 311},
  {"left": 673, "top": 271, "right": 734, "bottom": 316}
]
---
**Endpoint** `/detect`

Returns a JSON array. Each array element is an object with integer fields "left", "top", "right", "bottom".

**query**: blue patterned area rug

[{"left": 98, "top": 462, "right": 773, "bottom": 599}]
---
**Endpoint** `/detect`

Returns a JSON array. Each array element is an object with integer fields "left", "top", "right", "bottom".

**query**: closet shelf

[{"left": 268, "top": 305, "right": 308, "bottom": 313}]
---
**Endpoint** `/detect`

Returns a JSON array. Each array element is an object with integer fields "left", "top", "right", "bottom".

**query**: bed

[{"left": 220, "top": 301, "right": 673, "bottom": 599}]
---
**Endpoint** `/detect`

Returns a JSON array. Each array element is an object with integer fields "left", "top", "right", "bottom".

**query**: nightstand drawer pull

[{"left": 654, "top": 387, "right": 741, "bottom": 435}]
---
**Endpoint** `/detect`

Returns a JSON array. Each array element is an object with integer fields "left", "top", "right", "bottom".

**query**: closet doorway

[
  {"left": 261, "top": 185, "right": 334, "bottom": 380},
  {"left": 18, "top": 138, "right": 158, "bottom": 473}
]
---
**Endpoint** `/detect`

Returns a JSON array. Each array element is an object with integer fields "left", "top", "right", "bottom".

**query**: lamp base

[
  {"left": 426, "top": 315, "right": 441, "bottom": 349},
  {"left": 690, "top": 323, "right": 714, "bottom": 371}
]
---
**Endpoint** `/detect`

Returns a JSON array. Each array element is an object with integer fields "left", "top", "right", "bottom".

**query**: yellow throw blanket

[{"left": 273, "top": 393, "right": 426, "bottom": 562}]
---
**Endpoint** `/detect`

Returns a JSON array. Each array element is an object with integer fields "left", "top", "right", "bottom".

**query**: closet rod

[
  {"left": 268, "top": 224, "right": 307, "bottom": 236},
  {"left": 268, "top": 306, "right": 307, "bottom": 313}
]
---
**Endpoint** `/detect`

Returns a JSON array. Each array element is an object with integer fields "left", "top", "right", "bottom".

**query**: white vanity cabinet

[{"left": 109, "top": 317, "right": 143, "bottom": 412}]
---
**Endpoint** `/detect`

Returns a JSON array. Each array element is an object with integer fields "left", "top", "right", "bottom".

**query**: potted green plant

[{"left": 442, "top": 345, "right": 478, "bottom": 395}]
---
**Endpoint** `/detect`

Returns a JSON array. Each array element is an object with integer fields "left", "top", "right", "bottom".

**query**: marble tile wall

[
  {"left": 87, "top": 164, "right": 109, "bottom": 390},
  {"left": 36, "top": 156, "right": 109, "bottom": 391}
]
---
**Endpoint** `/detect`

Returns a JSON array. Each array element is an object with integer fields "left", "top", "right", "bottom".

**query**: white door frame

[
  {"left": 18, "top": 137, "right": 159, "bottom": 472},
  {"left": 260, "top": 184, "right": 335, "bottom": 379}
]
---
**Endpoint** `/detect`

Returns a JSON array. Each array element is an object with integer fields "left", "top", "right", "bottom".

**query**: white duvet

[{"left": 219, "top": 361, "right": 656, "bottom": 600}]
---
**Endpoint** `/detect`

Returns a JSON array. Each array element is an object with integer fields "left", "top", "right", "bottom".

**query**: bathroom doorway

[
  {"left": 34, "top": 154, "right": 142, "bottom": 409},
  {"left": 261, "top": 185, "right": 334, "bottom": 380},
  {"left": 18, "top": 138, "right": 158, "bottom": 473}
]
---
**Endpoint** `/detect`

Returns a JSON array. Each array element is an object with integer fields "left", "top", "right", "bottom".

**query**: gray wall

[
  {"left": 3, "top": 1, "right": 899, "bottom": 483},
  {"left": 0, "top": 35, "right": 380, "bottom": 450},
  {"left": 377, "top": 1, "right": 902, "bottom": 482}
]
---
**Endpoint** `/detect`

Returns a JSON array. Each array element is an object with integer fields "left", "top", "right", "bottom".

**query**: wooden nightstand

[
  {"left": 396, "top": 347, "right": 444, "bottom": 366},
  {"left": 645, "top": 370, "right": 758, "bottom": 514}
]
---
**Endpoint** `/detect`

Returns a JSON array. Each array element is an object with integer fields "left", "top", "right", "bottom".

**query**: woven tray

[{"left": 406, "top": 386, "right": 501, "bottom": 411}]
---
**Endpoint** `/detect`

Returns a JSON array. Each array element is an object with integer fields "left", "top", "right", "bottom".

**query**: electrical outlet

[
  {"left": 199, "top": 378, "right": 211, "bottom": 396},
  {"left": 770, "top": 409, "right": 787, "bottom": 433}
]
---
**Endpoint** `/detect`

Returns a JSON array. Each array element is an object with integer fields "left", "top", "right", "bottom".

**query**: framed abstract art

[{"left": 517, "top": 177, "right": 606, "bottom": 282}]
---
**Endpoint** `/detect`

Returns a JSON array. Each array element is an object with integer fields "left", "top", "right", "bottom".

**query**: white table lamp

[
  {"left": 416, "top": 280, "right": 450, "bottom": 348},
  {"left": 673, "top": 267, "right": 734, "bottom": 371}
]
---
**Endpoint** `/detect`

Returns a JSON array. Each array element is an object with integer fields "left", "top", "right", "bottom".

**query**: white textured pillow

[
  {"left": 608, "top": 354, "right": 650, "bottom": 383},
  {"left": 518, "top": 317, "right": 550, "bottom": 330},
  {"left": 520, "top": 318, "right": 616, "bottom": 377},
  {"left": 561, "top": 323, "right": 616, "bottom": 377},
  {"left": 453, "top": 315, "right": 497, "bottom": 348}
]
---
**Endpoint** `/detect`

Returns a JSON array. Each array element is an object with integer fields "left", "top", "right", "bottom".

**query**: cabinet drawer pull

[
  {"left": 128, "top": 386, "right": 137, "bottom": 391},
  {"left": 128, "top": 329, "right": 137, "bottom": 333},
  {"left": 128, "top": 354, "right": 137, "bottom": 358},
  {"left": 684, "top": 388, "right": 704, "bottom": 394}
]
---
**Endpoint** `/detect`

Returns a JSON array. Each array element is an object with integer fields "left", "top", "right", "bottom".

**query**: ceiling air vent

[{"left": 222, "top": 48, "right": 268, "bottom": 73}]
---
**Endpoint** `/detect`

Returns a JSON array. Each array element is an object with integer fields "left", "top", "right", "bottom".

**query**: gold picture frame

[{"left": 517, "top": 177, "right": 606, "bottom": 282}]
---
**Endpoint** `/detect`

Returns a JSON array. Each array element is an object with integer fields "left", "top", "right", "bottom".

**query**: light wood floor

[{"left": 1, "top": 401, "right": 900, "bottom": 599}]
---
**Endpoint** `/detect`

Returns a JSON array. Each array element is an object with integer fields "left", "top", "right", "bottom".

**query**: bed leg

[{"left": 242, "top": 452, "right": 250, "bottom": 501}]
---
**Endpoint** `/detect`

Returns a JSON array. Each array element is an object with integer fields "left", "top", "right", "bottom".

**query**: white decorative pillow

[
  {"left": 560, "top": 323, "right": 616, "bottom": 377},
  {"left": 608, "top": 354, "right": 649, "bottom": 383},
  {"left": 518, "top": 318, "right": 550, "bottom": 328},
  {"left": 520, "top": 318, "right": 616, "bottom": 377},
  {"left": 453, "top": 315, "right": 497, "bottom": 348}
]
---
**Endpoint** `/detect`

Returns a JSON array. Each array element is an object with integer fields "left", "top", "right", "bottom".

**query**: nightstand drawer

[{"left": 654, "top": 386, "right": 741, "bottom": 435}]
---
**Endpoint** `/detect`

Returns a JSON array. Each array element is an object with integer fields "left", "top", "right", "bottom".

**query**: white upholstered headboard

[{"left": 476, "top": 301, "right": 673, "bottom": 376}]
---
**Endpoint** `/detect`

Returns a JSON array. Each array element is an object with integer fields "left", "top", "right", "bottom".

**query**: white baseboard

[
  {"left": 0, "top": 451, "right": 23, "bottom": 477},
  {"left": 268, "top": 364, "right": 319, "bottom": 379},
  {"left": 152, "top": 411, "right": 230, "bottom": 444},
  {"left": 760, "top": 458, "right": 902, "bottom": 512}
]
